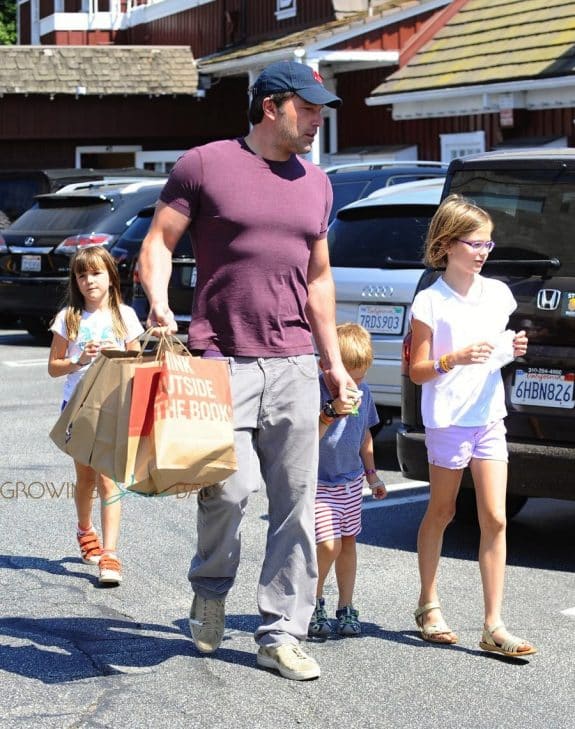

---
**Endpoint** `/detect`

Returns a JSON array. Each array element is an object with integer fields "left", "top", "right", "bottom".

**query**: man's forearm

[
  {"left": 306, "top": 277, "right": 342, "bottom": 370},
  {"left": 139, "top": 234, "right": 173, "bottom": 312}
]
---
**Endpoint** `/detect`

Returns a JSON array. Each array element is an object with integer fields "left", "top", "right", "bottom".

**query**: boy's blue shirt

[{"left": 318, "top": 374, "right": 379, "bottom": 487}]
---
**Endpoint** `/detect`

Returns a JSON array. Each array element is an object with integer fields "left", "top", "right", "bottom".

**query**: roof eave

[
  {"left": 198, "top": 48, "right": 398, "bottom": 77},
  {"left": 365, "top": 75, "right": 575, "bottom": 107}
]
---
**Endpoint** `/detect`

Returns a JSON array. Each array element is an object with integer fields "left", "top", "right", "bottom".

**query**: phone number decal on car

[
  {"left": 357, "top": 305, "right": 405, "bottom": 335},
  {"left": 511, "top": 368, "right": 575, "bottom": 409}
]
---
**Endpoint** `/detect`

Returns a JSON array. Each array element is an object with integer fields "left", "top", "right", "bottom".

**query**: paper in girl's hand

[{"left": 488, "top": 330, "right": 516, "bottom": 372}]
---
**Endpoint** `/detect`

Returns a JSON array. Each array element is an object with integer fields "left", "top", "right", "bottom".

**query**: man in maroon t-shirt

[{"left": 139, "top": 61, "right": 355, "bottom": 681}]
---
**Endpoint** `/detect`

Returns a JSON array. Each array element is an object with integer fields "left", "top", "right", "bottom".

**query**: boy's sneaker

[
  {"left": 189, "top": 595, "right": 225, "bottom": 654},
  {"left": 308, "top": 597, "right": 332, "bottom": 638},
  {"left": 336, "top": 605, "right": 361, "bottom": 636},
  {"left": 98, "top": 554, "right": 122, "bottom": 585},
  {"left": 257, "top": 644, "right": 321, "bottom": 681},
  {"left": 77, "top": 530, "right": 103, "bottom": 565}
]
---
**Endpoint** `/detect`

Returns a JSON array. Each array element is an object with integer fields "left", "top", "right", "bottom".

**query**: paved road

[{"left": 1, "top": 329, "right": 574, "bottom": 729}]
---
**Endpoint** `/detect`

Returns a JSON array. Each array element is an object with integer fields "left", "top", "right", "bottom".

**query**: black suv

[
  {"left": 123, "top": 206, "right": 195, "bottom": 339},
  {"left": 397, "top": 149, "right": 575, "bottom": 519},
  {"left": 0, "top": 168, "right": 164, "bottom": 227},
  {"left": 0, "top": 180, "right": 165, "bottom": 339},
  {"left": 326, "top": 161, "right": 448, "bottom": 222}
]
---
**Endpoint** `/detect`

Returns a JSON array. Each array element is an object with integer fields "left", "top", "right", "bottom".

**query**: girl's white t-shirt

[
  {"left": 410, "top": 275, "right": 517, "bottom": 428},
  {"left": 51, "top": 305, "right": 144, "bottom": 401}
]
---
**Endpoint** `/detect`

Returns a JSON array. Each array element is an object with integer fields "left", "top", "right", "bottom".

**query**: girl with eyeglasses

[{"left": 408, "top": 194, "right": 536, "bottom": 658}]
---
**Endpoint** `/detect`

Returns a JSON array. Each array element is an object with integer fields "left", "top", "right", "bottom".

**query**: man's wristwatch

[{"left": 322, "top": 400, "right": 340, "bottom": 419}]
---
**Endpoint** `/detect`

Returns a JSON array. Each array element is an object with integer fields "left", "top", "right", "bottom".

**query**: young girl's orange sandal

[{"left": 480, "top": 623, "right": 537, "bottom": 657}]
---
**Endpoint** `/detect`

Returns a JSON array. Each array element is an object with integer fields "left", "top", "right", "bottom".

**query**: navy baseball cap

[{"left": 251, "top": 61, "right": 342, "bottom": 108}]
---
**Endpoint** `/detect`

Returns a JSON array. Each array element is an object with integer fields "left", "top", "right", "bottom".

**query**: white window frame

[
  {"left": 440, "top": 131, "right": 485, "bottom": 164},
  {"left": 275, "top": 0, "right": 296, "bottom": 21},
  {"left": 135, "top": 150, "right": 186, "bottom": 172}
]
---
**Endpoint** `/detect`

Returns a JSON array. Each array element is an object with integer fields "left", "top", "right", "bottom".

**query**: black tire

[
  {"left": 23, "top": 317, "right": 52, "bottom": 345},
  {"left": 455, "top": 488, "right": 528, "bottom": 524},
  {"left": 370, "top": 421, "right": 385, "bottom": 437},
  {"left": 372, "top": 405, "right": 398, "bottom": 436},
  {"left": 0, "top": 312, "right": 19, "bottom": 328}
]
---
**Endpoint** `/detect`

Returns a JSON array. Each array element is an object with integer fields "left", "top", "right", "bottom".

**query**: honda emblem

[{"left": 536, "top": 289, "right": 561, "bottom": 311}]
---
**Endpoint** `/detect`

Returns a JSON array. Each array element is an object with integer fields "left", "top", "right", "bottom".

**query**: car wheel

[
  {"left": 0, "top": 312, "right": 19, "bottom": 328},
  {"left": 455, "top": 488, "right": 528, "bottom": 524},
  {"left": 372, "top": 405, "right": 396, "bottom": 436},
  {"left": 23, "top": 317, "right": 52, "bottom": 345}
]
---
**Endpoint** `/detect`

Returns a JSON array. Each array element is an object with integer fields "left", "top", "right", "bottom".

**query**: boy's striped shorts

[{"left": 314, "top": 475, "right": 364, "bottom": 544}]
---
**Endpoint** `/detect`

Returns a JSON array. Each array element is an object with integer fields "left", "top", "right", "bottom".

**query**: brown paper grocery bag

[
  {"left": 122, "top": 360, "right": 161, "bottom": 493},
  {"left": 126, "top": 349, "right": 237, "bottom": 496},
  {"left": 50, "top": 347, "right": 158, "bottom": 481},
  {"left": 89, "top": 349, "right": 144, "bottom": 481},
  {"left": 49, "top": 350, "right": 138, "bottom": 471}
]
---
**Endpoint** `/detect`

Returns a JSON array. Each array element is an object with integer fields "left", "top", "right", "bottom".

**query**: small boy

[{"left": 309, "top": 323, "right": 387, "bottom": 638}]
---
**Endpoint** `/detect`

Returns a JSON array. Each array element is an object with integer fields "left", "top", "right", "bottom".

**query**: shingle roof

[
  {"left": 370, "top": 0, "right": 575, "bottom": 97},
  {"left": 199, "top": 0, "right": 445, "bottom": 69},
  {"left": 0, "top": 46, "right": 198, "bottom": 96}
]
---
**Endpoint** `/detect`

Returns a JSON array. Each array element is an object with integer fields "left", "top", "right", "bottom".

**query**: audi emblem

[
  {"left": 362, "top": 285, "right": 393, "bottom": 298},
  {"left": 24, "top": 236, "right": 35, "bottom": 246},
  {"left": 536, "top": 289, "right": 561, "bottom": 311}
]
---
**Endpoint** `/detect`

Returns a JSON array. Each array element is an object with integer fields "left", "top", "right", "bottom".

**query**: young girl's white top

[
  {"left": 410, "top": 275, "right": 516, "bottom": 428},
  {"left": 51, "top": 305, "right": 144, "bottom": 401}
]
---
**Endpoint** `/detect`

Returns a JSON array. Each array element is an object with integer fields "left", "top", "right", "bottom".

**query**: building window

[
  {"left": 440, "top": 132, "right": 485, "bottom": 163},
  {"left": 275, "top": 0, "right": 296, "bottom": 21},
  {"left": 75, "top": 144, "right": 142, "bottom": 168},
  {"left": 136, "top": 150, "right": 186, "bottom": 173}
]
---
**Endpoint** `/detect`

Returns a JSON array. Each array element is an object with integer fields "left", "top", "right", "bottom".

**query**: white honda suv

[{"left": 327, "top": 177, "right": 444, "bottom": 427}]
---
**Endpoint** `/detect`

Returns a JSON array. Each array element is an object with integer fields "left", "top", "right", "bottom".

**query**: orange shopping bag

[{"left": 125, "top": 349, "right": 238, "bottom": 496}]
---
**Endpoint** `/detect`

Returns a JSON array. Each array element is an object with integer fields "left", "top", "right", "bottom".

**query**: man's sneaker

[
  {"left": 257, "top": 644, "right": 321, "bottom": 681},
  {"left": 77, "top": 530, "right": 103, "bottom": 565},
  {"left": 336, "top": 605, "right": 361, "bottom": 636},
  {"left": 189, "top": 594, "right": 225, "bottom": 654},
  {"left": 308, "top": 597, "right": 332, "bottom": 638},
  {"left": 98, "top": 554, "right": 122, "bottom": 585}
]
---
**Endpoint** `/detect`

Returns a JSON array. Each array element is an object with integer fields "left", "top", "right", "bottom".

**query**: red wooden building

[{"left": 6, "top": 0, "right": 574, "bottom": 171}]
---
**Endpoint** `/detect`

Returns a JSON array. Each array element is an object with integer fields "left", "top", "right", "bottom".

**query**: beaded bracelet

[
  {"left": 369, "top": 480, "right": 386, "bottom": 490},
  {"left": 439, "top": 354, "right": 453, "bottom": 373},
  {"left": 433, "top": 354, "right": 454, "bottom": 375},
  {"left": 433, "top": 359, "right": 445, "bottom": 375}
]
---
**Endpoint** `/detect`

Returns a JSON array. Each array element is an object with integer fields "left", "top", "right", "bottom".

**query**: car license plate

[
  {"left": 21, "top": 255, "right": 41, "bottom": 272},
  {"left": 511, "top": 368, "right": 575, "bottom": 409},
  {"left": 357, "top": 304, "right": 404, "bottom": 335}
]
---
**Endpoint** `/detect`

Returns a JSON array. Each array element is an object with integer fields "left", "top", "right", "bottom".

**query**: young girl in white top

[
  {"left": 409, "top": 194, "right": 536, "bottom": 657},
  {"left": 48, "top": 246, "right": 143, "bottom": 586}
]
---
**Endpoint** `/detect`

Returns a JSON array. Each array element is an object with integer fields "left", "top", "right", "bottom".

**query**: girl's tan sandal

[
  {"left": 479, "top": 623, "right": 537, "bottom": 657},
  {"left": 414, "top": 602, "right": 458, "bottom": 644}
]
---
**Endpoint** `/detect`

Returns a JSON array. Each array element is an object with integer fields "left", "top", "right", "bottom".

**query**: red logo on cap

[{"left": 313, "top": 70, "right": 324, "bottom": 84}]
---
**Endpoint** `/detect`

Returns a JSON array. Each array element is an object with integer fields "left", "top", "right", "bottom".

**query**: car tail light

[
  {"left": 54, "top": 233, "right": 114, "bottom": 254},
  {"left": 0, "top": 233, "right": 6, "bottom": 253},
  {"left": 401, "top": 329, "right": 412, "bottom": 376}
]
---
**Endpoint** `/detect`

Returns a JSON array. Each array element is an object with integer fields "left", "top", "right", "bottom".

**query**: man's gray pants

[{"left": 188, "top": 354, "right": 320, "bottom": 646}]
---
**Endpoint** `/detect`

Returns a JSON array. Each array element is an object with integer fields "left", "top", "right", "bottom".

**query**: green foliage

[{"left": 0, "top": 0, "right": 17, "bottom": 46}]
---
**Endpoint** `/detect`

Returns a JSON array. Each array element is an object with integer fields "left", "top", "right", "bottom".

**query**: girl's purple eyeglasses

[{"left": 457, "top": 239, "right": 496, "bottom": 252}]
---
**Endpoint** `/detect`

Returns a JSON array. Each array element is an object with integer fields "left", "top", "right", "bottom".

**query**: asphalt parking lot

[{"left": 1, "top": 328, "right": 574, "bottom": 729}]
